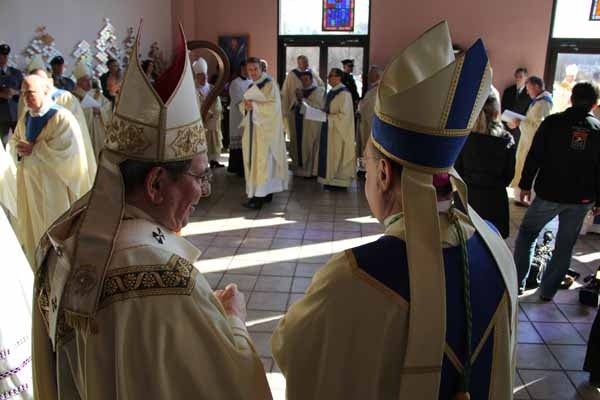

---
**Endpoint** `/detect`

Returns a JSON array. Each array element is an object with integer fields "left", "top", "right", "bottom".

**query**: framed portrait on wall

[
  {"left": 591, "top": 0, "right": 600, "bottom": 21},
  {"left": 218, "top": 34, "right": 249, "bottom": 78}
]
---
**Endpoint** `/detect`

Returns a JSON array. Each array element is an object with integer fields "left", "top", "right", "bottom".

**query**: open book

[
  {"left": 501, "top": 109, "right": 526, "bottom": 123},
  {"left": 302, "top": 101, "right": 327, "bottom": 122}
]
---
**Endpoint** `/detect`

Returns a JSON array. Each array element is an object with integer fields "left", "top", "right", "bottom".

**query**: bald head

[{"left": 23, "top": 74, "right": 51, "bottom": 112}]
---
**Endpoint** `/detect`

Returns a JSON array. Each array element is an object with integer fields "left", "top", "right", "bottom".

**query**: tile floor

[{"left": 184, "top": 166, "right": 600, "bottom": 400}]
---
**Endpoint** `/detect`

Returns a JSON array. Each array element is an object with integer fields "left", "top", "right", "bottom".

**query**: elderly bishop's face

[
  {"left": 22, "top": 75, "right": 50, "bottom": 112},
  {"left": 158, "top": 153, "right": 211, "bottom": 232}
]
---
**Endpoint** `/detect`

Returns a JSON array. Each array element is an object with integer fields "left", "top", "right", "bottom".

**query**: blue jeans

[{"left": 514, "top": 197, "right": 593, "bottom": 298}]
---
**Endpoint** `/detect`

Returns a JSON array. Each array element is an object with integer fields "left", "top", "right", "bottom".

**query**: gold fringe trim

[{"left": 64, "top": 311, "right": 99, "bottom": 335}]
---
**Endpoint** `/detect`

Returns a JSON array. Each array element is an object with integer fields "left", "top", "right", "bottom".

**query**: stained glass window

[
  {"left": 322, "top": 0, "right": 355, "bottom": 32},
  {"left": 591, "top": 0, "right": 600, "bottom": 20}
]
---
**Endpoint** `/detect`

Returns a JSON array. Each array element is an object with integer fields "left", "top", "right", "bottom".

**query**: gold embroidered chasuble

[
  {"left": 18, "top": 91, "right": 97, "bottom": 183},
  {"left": 72, "top": 88, "right": 113, "bottom": 162},
  {"left": 317, "top": 84, "right": 356, "bottom": 187},
  {"left": 240, "top": 75, "right": 289, "bottom": 198},
  {"left": 292, "top": 86, "right": 325, "bottom": 177},
  {"left": 196, "top": 84, "right": 223, "bottom": 161},
  {"left": 8, "top": 107, "right": 92, "bottom": 266},
  {"left": 281, "top": 69, "right": 324, "bottom": 168},
  {"left": 32, "top": 204, "right": 272, "bottom": 400}
]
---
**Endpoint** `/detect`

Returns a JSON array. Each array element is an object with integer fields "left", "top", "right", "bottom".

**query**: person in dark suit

[
  {"left": 50, "top": 56, "right": 75, "bottom": 92},
  {"left": 100, "top": 59, "right": 121, "bottom": 106},
  {"left": 501, "top": 67, "right": 531, "bottom": 145},
  {"left": 0, "top": 44, "right": 23, "bottom": 145},
  {"left": 455, "top": 95, "right": 516, "bottom": 238},
  {"left": 341, "top": 59, "right": 359, "bottom": 108}
]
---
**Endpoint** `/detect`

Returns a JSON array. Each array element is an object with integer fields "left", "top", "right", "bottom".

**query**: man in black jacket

[
  {"left": 514, "top": 82, "right": 600, "bottom": 299},
  {"left": 501, "top": 67, "right": 531, "bottom": 145},
  {"left": 341, "top": 59, "right": 359, "bottom": 108}
]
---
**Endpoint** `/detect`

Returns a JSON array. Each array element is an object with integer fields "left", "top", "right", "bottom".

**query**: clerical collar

[
  {"left": 253, "top": 73, "right": 268, "bottom": 84},
  {"left": 0, "top": 66, "right": 7, "bottom": 74},
  {"left": 29, "top": 99, "right": 55, "bottom": 117}
]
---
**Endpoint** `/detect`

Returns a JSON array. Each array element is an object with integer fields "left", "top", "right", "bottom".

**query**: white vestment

[
  {"left": 240, "top": 74, "right": 289, "bottom": 198},
  {"left": 196, "top": 83, "right": 223, "bottom": 161},
  {"left": 8, "top": 102, "right": 92, "bottom": 266},
  {"left": 0, "top": 207, "right": 34, "bottom": 400},
  {"left": 281, "top": 68, "right": 324, "bottom": 167},
  {"left": 228, "top": 76, "right": 252, "bottom": 150}
]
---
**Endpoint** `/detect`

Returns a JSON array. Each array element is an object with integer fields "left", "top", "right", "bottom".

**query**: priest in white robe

[
  {"left": 507, "top": 76, "right": 552, "bottom": 198},
  {"left": 193, "top": 57, "right": 224, "bottom": 168},
  {"left": 293, "top": 71, "right": 325, "bottom": 177},
  {"left": 317, "top": 68, "right": 355, "bottom": 190},
  {"left": 8, "top": 74, "right": 92, "bottom": 266},
  {"left": 240, "top": 57, "right": 289, "bottom": 209},
  {"left": 0, "top": 206, "right": 34, "bottom": 400},
  {"left": 72, "top": 61, "right": 112, "bottom": 162},
  {"left": 281, "top": 55, "right": 324, "bottom": 170},
  {"left": 356, "top": 65, "right": 382, "bottom": 167},
  {"left": 32, "top": 27, "right": 272, "bottom": 400},
  {"left": 0, "top": 141, "right": 17, "bottom": 219},
  {"left": 19, "top": 69, "right": 97, "bottom": 183},
  {"left": 228, "top": 61, "right": 252, "bottom": 177}
]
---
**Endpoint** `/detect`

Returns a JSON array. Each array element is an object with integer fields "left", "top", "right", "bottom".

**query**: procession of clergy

[{"left": 0, "top": 21, "right": 523, "bottom": 400}]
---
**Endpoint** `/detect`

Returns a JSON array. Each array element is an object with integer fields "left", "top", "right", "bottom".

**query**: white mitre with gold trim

[
  {"left": 26, "top": 54, "right": 46, "bottom": 73},
  {"left": 104, "top": 26, "right": 205, "bottom": 162},
  {"left": 72, "top": 61, "right": 91, "bottom": 81}
]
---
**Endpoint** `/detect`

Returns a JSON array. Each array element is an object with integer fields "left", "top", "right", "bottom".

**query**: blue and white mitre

[{"left": 369, "top": 21, "right": 517, "bottom": 400}]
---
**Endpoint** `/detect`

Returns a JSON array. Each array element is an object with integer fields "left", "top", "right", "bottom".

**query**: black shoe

[
  {"left": 323, "top": 184, "right": 347, "bottom": 192},
  {"left": 518, "top": 287, "right": 524, "bottom": 295},
  {"left": 210, "top": 161, "right": 225, "bottom": 169},
  {"left": 525, "top": 279, "right": 539, "bottom": 290},
  {"left": 539, "top": 295, "right": 553, "bottom": 302},
  {"left": 242, "top": 197, "right": 263, "bottom": 210},
  {"left": 264, "top": 194, "right": 273, "bottom": 203}
]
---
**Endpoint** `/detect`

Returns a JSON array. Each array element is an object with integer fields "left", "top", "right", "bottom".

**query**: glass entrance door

[
  {"left": 278, "top": 38, "right": 368, "bottom": 96},
  {"left": 327, "top": 46, "right": 364, "bottom": 93},
  {"left": 284, "top": 46, "right": 321, "bottom": 79}
]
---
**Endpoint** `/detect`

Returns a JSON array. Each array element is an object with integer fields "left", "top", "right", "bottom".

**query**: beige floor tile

[
  {"left": 246, "top": 310, "right": 284, "bottom": 333},
  {"left": 558, "top": 304, "right": 599, "bottom": 323},
  {"left": 514, "top": 371, "right": 531, "bottom": 399},
  {"left": 518, "top": 321, "right": 544, "bottom": 344},
  {"left": 261, "top": 262, "right": 297, "bottom": 277},
  {"left": 255, "top": 276, "right": 293, "bottom": 292},
  {"left": 533, "top": 322, "right": 586, "bottom": 345},
  {"left": 518, "top": 369, "right": 579, "bottom": 399},
  {"left": 516, "top": 344, "right": 561, "bottom": 370},
  {"left": 248, "top": 292, "right": 290, "bottom": 311},
  {"left": 573, "top": 323, "right": 593, "bottom": 343},
  {"left": 291, "top": 277, "right": 312, "bottom": 293},
  {"left": 548, "top": 344, "right": 589, "bottom": 371},
  {"left": 520, "top": 302, "right": 569, "bottom": 323},
  {"left": 566, "top": 371, "right": 600, "bottom": 400},
  {"left": 295, "top": 263, "right": 322, "bottom": 277}
]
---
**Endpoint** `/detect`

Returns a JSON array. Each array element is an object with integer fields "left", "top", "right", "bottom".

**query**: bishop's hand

[
  {"left": 214, "top": 283, "right": 247, "bottom": 322},
  {"left": 16, "top": 140, "right": 33, "bottom": 157}
]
